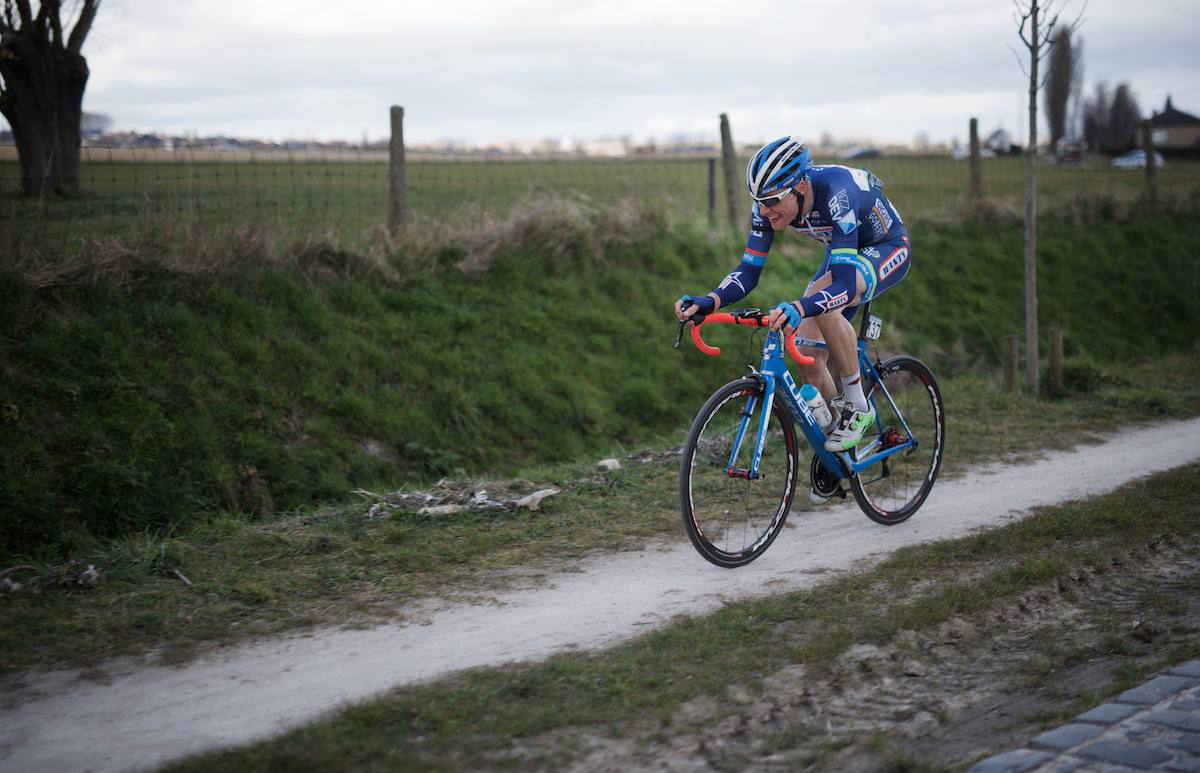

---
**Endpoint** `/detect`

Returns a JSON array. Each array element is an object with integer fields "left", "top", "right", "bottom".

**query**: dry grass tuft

[{"left": 4, "top": 195, "right": 668, "bottom": 290}]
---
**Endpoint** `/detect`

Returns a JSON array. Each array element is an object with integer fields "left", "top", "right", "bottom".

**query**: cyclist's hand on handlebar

[
  {"left": 675, "top": 294, "right": 715, "bottom": 325},
  {"left": 768, "top": 301, "right": 804, "bottom": 335}
]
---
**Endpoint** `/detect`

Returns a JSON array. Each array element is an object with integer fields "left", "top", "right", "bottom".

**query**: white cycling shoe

[{"left": 824, "top": 404, "right": 876, "bottom": 452}]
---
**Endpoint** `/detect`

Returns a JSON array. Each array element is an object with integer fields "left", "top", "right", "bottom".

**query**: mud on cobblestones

[{"left": 492, "top": 534, "right": 1200, "bottom": 772}]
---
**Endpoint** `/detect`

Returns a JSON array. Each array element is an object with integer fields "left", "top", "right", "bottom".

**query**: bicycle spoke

[
  {"left": 681, "top": 380, "right": 798, "bottom": 566},
  {"left": 850, "top": 356, "right": 945, "bottom": 525}
]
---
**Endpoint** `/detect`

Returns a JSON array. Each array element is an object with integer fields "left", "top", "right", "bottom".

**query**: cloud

[{"left": 7, "top": 0, "right": 1194, "bottom": 146}]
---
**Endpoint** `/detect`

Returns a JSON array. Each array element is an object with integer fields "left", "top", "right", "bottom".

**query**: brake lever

[{"left": 674, "top": 320, "right": 686, "bottom": 349}]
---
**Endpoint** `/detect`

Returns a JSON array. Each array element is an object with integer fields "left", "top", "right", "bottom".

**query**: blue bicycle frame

[{"left": 729, "top": 330, "right": 919, "bottom": 483}]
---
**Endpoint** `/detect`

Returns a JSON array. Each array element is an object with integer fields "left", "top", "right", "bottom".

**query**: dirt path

[{"left": 3, "top": 417, "right": 1199, "bottom": 773}]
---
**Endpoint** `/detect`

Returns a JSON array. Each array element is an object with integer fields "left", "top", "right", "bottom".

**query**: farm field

[{"left": 3, "top": 151, "right": 1196, "bottom": 257}]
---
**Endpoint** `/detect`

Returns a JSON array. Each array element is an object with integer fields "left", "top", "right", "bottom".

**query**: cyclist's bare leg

[
  {"left": 795, "top": 316, "right": 837, "bottom": 402},
  {"left": 779, "top": 270, "right": 866, "bottom": 404},
  {"left": 813, "top": 311, "right": 859, "bottom": 381},
  {"left": 812, "top": 271, "right": 868, "bottom": 407}
]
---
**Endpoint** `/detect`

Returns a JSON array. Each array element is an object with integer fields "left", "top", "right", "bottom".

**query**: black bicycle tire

[
  {"left": 679, "top": 377, "right": 799, "bottom": 567},
  {"left": 849, "top": 355, "right": 945, "bottom": 525}
]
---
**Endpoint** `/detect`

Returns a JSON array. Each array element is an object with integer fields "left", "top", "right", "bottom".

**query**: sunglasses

[{"left": 755, "top": 189, "right": 793, "bottom": 207}]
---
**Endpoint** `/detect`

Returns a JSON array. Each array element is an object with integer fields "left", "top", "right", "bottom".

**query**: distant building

[{"left": 1139, "top": 96, "right": 1200, "bottom": 157}]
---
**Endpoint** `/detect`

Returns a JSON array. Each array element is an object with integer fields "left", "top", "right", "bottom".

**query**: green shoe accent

[{"left": 824, "top": 407, "right": 875, "bottom": 452}]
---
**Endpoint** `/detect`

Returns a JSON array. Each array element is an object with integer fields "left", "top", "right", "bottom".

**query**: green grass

[
  {"left": 2, "top": 350, "right": 1198, "bottom": 678},
  {"left": 2, "top": 200, "right": 1199, "bottom": 560},
  {"left": 160, "top": 462, "right": 1200, "bottom": 771}
]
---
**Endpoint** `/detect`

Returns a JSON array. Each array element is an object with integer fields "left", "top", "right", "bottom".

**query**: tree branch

[
  {"left": 49, "top": 1, "right": 65, "bottom": 49},
  {"left": 1007, "top": 43, "right": 1030, "bottom": 79},
  {"left": 15, "top": 0, "right": 31, "bottom": 28},
  {"left": 66, "top": 0, "right": 97, "bottom": 57},
  {"left": 1013, "top": 0, "right": 1034, "bottom": 48}
]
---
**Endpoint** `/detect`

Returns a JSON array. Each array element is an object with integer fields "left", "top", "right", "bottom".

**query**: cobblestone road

[{"left": 971, "top": 659, "right": 1200, "bottom": 772}]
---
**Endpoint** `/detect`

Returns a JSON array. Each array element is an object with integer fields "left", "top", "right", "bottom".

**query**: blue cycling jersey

[
  {"left": 706, "top": 164, "right": 911, "bottom": 318},
  {"left": 745, "top": 164, "right": 906, "bottom": 260}
]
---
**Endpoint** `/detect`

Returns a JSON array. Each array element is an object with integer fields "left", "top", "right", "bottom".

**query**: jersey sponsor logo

[
  {"left": 835, "top": 210, "right": 857, "bottom": 235},
  {"left": 828, "top": 189, "right": 851, "bottom": 218},
  {"left": 814, "top": 288, "right": 849, "bottom": 312},
  {"left": 878, "top": 245, "right": 909, "bottom": 281},
  {"left": 793, "top": 218, "right": 833, "bottom": 244},
  {"left": 719, "top": 271, "right": 746, "bottom": 293},
  {"left": 861, "top": 246, "right": 881, "bottom": 259},
  {"left": 869, "top": 199, "right": 894, "bottom": 240},
  {"left": 873, "top": 199, "right": 893, "bottom": 228}
]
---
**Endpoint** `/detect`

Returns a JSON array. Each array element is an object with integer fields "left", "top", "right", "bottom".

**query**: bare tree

[
  {"left": 1083, "top": 81, "right": 1109, "bottom": 150},
  {"left": 1082, "top": 81, "right": 1141, "bottom": 151},
  {"left": 1067, "top": 36, "right": 1084, "bottom": 140},
  {"left": 1109, "top": 83, "right": 1142, "bottom": 149},
  {"left": 1044, "top": 29, "right": 1074, "bottom": 148},
  {"left": 1012, "top": 0, "right": 1085, "bottom": 394},
  {"left": 0, "top": 1, "right": 101, "bottom": 197}
]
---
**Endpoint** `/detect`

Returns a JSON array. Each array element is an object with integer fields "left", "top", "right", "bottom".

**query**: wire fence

[{"left": 2, "top": 138, "right": 1198, "bottom": 262}]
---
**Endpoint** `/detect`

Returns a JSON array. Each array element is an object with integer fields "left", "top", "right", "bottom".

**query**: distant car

[
  {"left": 1111, "top": 149, "right": 1164, "bottom": 169},
  {"left": 841, "top": 145, "right": 881, "bottom": 160},
  {"left": 1055, "top": 140, "right": 1083, "bottom": 164},
  {"left": 950, "top": 146, "right": 997, "bottom": 160}
]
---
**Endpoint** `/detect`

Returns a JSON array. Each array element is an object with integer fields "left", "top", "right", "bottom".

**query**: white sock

[{"left": 841, "top": 373, "right": 868, "bottom": 413}]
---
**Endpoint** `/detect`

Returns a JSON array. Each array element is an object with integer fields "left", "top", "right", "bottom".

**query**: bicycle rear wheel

[
  {"left": 680, "top": 378, "right": 799, "bottom": 568},
  {"left": 849, "top": 355, "right": 945, "bottom": 525}
]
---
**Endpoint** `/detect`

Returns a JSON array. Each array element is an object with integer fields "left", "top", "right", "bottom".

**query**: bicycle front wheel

[
  {"left": 680, "top": 378, "right": 799, "bottom": 568},
  {"left": 850, "top": 355, "right": 945, "bottom": 525}
]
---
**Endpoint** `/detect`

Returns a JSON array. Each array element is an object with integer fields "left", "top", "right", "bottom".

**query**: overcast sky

[{"left": 26, "top": 0, "right": 1200, "bottom": 147}]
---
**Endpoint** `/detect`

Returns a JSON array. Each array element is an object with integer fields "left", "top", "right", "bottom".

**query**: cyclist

[{"left": 674, "top": 136, "right": 910, "bottom": 452}]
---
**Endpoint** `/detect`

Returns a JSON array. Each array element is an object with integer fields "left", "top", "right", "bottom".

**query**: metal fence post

[
  {"left": 969, "top": 117, "right": 984, "bottom": 203},
  {"left": 1142, "top": 118, "right": 1158, "bottom": 207},
  {"left": 389, "top": 105, "right": 407, "bottom": 235},
  {"left": 719, "top": 113, "right": 741, "bottom": 230}
]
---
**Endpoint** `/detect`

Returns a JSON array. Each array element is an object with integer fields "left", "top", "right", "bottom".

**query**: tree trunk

[
  {"left": 0, "top": 30, "right": 89, "bottom": 197},
  {"left": 1024, "top": 1, "right": 1041, "bottom": 395}
]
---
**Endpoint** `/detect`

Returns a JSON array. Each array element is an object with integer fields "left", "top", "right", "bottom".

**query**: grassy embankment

[
  {"left": 1, "top": 198, "right": 1198, "bottom": 676},
  {"left": 4, "top": 198, "right": 1197, "bottom": 559}
]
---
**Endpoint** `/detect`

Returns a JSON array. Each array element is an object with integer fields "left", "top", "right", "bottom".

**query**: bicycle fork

[{"left": 725, "top": 374, "right": 777, "bottom": 480}]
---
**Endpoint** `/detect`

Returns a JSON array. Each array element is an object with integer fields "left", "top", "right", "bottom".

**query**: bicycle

[{"left": 675, "top": 302, "right": 945, "bottom": 568}]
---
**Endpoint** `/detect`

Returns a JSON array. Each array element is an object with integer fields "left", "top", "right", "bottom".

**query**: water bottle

[{"left": 799, "top": 384, "right": 832, "bottom": 430}]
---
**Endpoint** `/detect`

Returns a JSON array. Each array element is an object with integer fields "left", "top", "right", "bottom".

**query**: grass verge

[
  {"left": 4, "top": 200, "right": 1200, "bottom": 559},
  {"left": 2, "top": 349, "right": 1198, "bottom": 679},
  {"left": 163, "top": 461, "right": 1200, "bottom": 771}
]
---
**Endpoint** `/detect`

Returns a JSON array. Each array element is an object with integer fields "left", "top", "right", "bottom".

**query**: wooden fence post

[
  {"left": 1003, "top": 334, "right": 1018, "bottom": 393},
  {"left": 389, "top": 105, "right": 407, "bottom": 235},
  {"left": 1049, "top": 327, "right": 1064, "bottom": 394},
  {"left": 1142, "top": 118, "right": 1158, "bottom": 207},
  {"left": 719, "top": 113, "right": 741, "bottom": 230},
  {"left": 969, "top": 117, "right": 984, "bottom": 203},
  {"left": 707, "top": 157, "right": 716, "bottom": 226}
]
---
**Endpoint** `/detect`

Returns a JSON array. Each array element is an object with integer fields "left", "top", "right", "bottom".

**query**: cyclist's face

[{"left": 758, "top": 187, "right": 800, "bottom": 230}]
